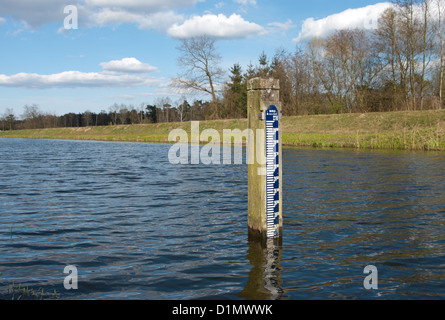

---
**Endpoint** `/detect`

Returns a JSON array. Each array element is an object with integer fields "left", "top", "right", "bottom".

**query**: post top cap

[{"left": 247, "top": 77, "right": 279, "bottom": 91}]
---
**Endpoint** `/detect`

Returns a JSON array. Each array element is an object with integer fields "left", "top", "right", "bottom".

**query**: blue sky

[{"left": 0, "top": 0, "right": 389, "bottom": 117}]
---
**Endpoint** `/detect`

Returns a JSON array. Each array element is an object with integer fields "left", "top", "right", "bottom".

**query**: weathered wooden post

[{"left": 247, "top": 78, "right": 282, "bottom": 240}]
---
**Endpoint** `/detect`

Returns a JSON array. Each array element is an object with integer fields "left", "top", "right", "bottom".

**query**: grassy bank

[{"left": 1, "top": 110, "right": 444, "bottom": 151}]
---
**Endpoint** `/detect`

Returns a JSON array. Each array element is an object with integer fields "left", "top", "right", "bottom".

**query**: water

[{"left": 0, "top": 138, "right": 444, "bottom": 300}]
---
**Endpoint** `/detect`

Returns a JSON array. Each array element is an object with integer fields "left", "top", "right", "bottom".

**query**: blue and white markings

[{"left": 265, "top": 105, "right": 280, "bottom": 238}]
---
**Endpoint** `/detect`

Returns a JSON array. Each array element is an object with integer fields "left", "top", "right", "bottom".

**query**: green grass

[
  {"left": 0, "top": 240, "right": 60, "bottom": 300},
  {"left": 0, "top": 281, "right": 59, "bottom": 300},
  {"left": 281, "top": 110, "right": 445, "bottom": 151},
  {"left": 1, "top": 110, "right": 444, "bottom": 151}
]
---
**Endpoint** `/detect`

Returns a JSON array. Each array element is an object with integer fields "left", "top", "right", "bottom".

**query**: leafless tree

[
  {"left": 22, "top": 104, "right": 42, "bottom": 129},
  {"left": 109, "top": 103, "right": 120, "bottom": 125},
  {"left": 433, "top": 0, "right": 445, "bottom": 107},
  {"left": 173, "top": 35, "right": 224, "bottom": 118},
  {"left": 83, "top": 110, "right": 93, "bottom": 126},
  {"left": 376, "top": 7, "right": 406, "bottom": 109}
]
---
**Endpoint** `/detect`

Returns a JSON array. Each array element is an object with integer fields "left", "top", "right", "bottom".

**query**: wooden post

[{"left": 247, "top": 78, "right": 282, "bottom": 240}]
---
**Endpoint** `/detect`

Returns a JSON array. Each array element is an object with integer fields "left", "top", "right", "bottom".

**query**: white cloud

[
  {"left": 268, "top": 19, "right": 295, "bottom": 32},
  {"left": 0, "top": 17, "right": 5, "bottom": 25},
  {"left": 100, "top": 57, "right": 158, "bottom": 73},
  {"left": 85, "top": 0, "right": 200, "bottom": 12},
  {"left": 167, "top": 13, "right": 265, "bottom": 39},
  {"left": 0, "top": 58, "right": 162, "bottom": 89},
  {"left": 90, "top": 8, "right": 183, "bottom": 31},
  {"left": 233, "top": 0, "right": 256, "bottom": 6},
  {"left": 0, "top": 0, "right": 74, "bottom": 28},
  {"left": 108, "top": 94, "right": 136, "bottom": 100},
  {"left": 0, "top": 0, "right": 196, "bottom": 30},
  {"left": 294, "top": 2, "right": 393, "bottom": 42},
  {"left": 215, "top": 2, "right": 224, "bottom": 9}
]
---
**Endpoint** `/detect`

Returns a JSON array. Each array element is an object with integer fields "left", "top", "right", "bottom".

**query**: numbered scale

[{"left": 265, "top": 105, "right": 280, "bottom": 238}]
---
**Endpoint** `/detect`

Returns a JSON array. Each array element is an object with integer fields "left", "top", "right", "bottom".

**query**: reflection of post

[
  {"left": 238, "top": 236, "right": 285, "bottom": 300},
  {"left": 263, "top": 239, "right": 284, "bottom": 299}
]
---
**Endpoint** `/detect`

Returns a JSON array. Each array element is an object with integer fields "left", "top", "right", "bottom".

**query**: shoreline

[{"left": 1, "top": 110, "right": 444, "bottom": 151}]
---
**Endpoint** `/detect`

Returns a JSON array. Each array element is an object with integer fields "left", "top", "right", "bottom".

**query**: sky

[{"left": 0, "top": 0, "right": 392, "bottom": 117}]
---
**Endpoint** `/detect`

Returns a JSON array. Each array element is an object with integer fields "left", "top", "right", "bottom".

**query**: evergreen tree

[
  {"left": 146, "top": 105, "right": 157, "bottom": 123},
  {"left": 222, "top": 63, "right": 248, "bottom": 118},
  {"left": 258, "top": 51, "right": 270, "bottom": 77}
]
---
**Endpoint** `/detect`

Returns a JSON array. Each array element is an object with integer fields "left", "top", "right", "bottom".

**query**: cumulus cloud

[
  {"left": 167, "top": 13, "right": 265, "bottom": 39},
  {"left": 0, "top": 58, "right": 161, "bottom": 88},
  {"left": 294, "top": 2, "right": 393, "bottom": 42},
  {"left": 0, "top": 0, "right": 74, "bottom": 28},
  {"left": 0, "top": 0, "right": 196, "bottom": 30},
  {"left": 100, "top": 57, "right": 158, "bottom": 73},
  {"left": 90, "top": 8, "right": 183, "bottom": 31},
  {"left": 0, "top": 0, "right": 267, "bottom": 37},
  {"left": 0, "top": 17, "right": 6, "bottom": 25}
]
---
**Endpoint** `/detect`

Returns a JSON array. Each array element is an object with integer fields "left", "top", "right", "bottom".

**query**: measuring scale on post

[{"left": 265, "top": 105, "right": 280, "bottom": 239}]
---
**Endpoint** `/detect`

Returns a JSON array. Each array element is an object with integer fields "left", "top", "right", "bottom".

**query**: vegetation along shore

[{"left": 1, "top": 109, "right": 444, "bottom": 151}]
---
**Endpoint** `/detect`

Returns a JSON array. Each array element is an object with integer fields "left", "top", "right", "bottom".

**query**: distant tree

[
  {"left": 176, "top": 99, "right": 190, "bottom": 122},
  {"left": 3, "top": 108, "right": 16, "bottom": 130},
  {"left": 433, "top": 0, "right": 445, "bottom": 107},
  {"left": 97, "top": 110, "right": 111, "bottom": 126},
  {"left": 222, "top": 63, "right": 247, "bottom": 118},
  {"left": 22, "top": 104, "right": 42, "bottom": 129},
  {"left": 118, "top": 106, "right": 129, "bottom": 125},
  {"left": 257, "top": 51, "right": 271, "bottom": 77},
  {"left": 146, "top": 105, "right": 157, "bottom": 123},
  {"left": 190, "top": 100, "right": 205, "bottom": 120},
  {"left": 244, "top": 61, "right": 257, "bottom": 81},
  {"left": 109, "top": 103, "right": 120, "bottom": 125},
  {"left": 229, "top": 64, "right": 244, "bottom": 94},
  {"left": 129, "top": 108, "right": 140, "bottom": 124},
  {"left": 138, "top": 103, "right": 148, "bottom": 123},
  {"left": 375, "top": 7, "right": 406, "bottom": 110},
  {"left": 83, "top": 111, "right": 93, "bottom": 127},
  {"left": 173, "top": 35, "right": 224, "bottom": 118}
]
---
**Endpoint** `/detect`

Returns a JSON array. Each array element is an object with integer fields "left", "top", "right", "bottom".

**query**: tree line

[
  {"left": 1, "top": 0, "right": 444, "bottom": 131},
  {"left": 0, "top": 100, "right": 216, "bottom": 130}
]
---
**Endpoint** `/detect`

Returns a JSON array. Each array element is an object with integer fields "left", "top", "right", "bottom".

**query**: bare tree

[
  {"left": 434, "top": 0, "right": 445, "bottom": 107},
  {"left": 176, "top": 97, "right": 190, "bottom": 122},
  {"left": 83, "top": 110, "right": 93, "bottom": 127},
  {"left": 118, "top": 105, "right": 129, "bottom": 125},
  {"left": 22, "top": 104, "right": 42, "bottom": 129},
  {"left": 307, "top": 38, "right": 329, "bottom": 113},
  {"left": 173, "top": 35, "right": 224, "bottom": 117},
  {"left": 324, "top": 29, "right": 384, "bottom": 112},
  {"left": 376, "top": 7, "right": 405, "bottom": 109},
  {"left": 418, "top": 0, "right": 435, "bottom": 110},
  {"left": 109, "top": 103, "right": 120, "bottom": 125},
  {"left": 138, "top": 103, "right": 147, "bottom": 123},
  {"left": 395, "top": 0, "right": 422, "bottom": 109},
  {"left": 154, "top": 96, "right": 172, "bottom": 123}
]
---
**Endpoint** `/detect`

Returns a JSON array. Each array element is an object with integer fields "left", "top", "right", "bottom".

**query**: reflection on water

[
  {"left": 239, "top": 235, "right": 284, "bottom": 300},
  {"left": 0, "top": 139, "right": 444, "bottom": 299},
  {"left": 281, "top": 147, "right": 445, "bottom": 299}
]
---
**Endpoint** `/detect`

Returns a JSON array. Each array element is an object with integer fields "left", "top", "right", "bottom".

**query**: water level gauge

[{"left": 265, "top": 105, "right": 280, "bottom": 238}]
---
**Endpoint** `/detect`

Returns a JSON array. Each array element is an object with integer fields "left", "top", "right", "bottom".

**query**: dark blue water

[{"left": 0, "top": 138, "right": 444, "bottom": 299}]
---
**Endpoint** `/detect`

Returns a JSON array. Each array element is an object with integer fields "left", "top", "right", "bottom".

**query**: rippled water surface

[{"left": 0, "top": 138, "right": 444, "bottom": 299}]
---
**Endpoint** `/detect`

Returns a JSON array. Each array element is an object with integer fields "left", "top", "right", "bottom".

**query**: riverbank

[{"left": 1, "top": 110, "right": 444, "bottom": 151}]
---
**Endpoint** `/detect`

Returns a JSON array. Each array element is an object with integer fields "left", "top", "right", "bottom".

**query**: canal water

[{"left": 0, "top": 138, "right": 444, "bottom": 299}]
